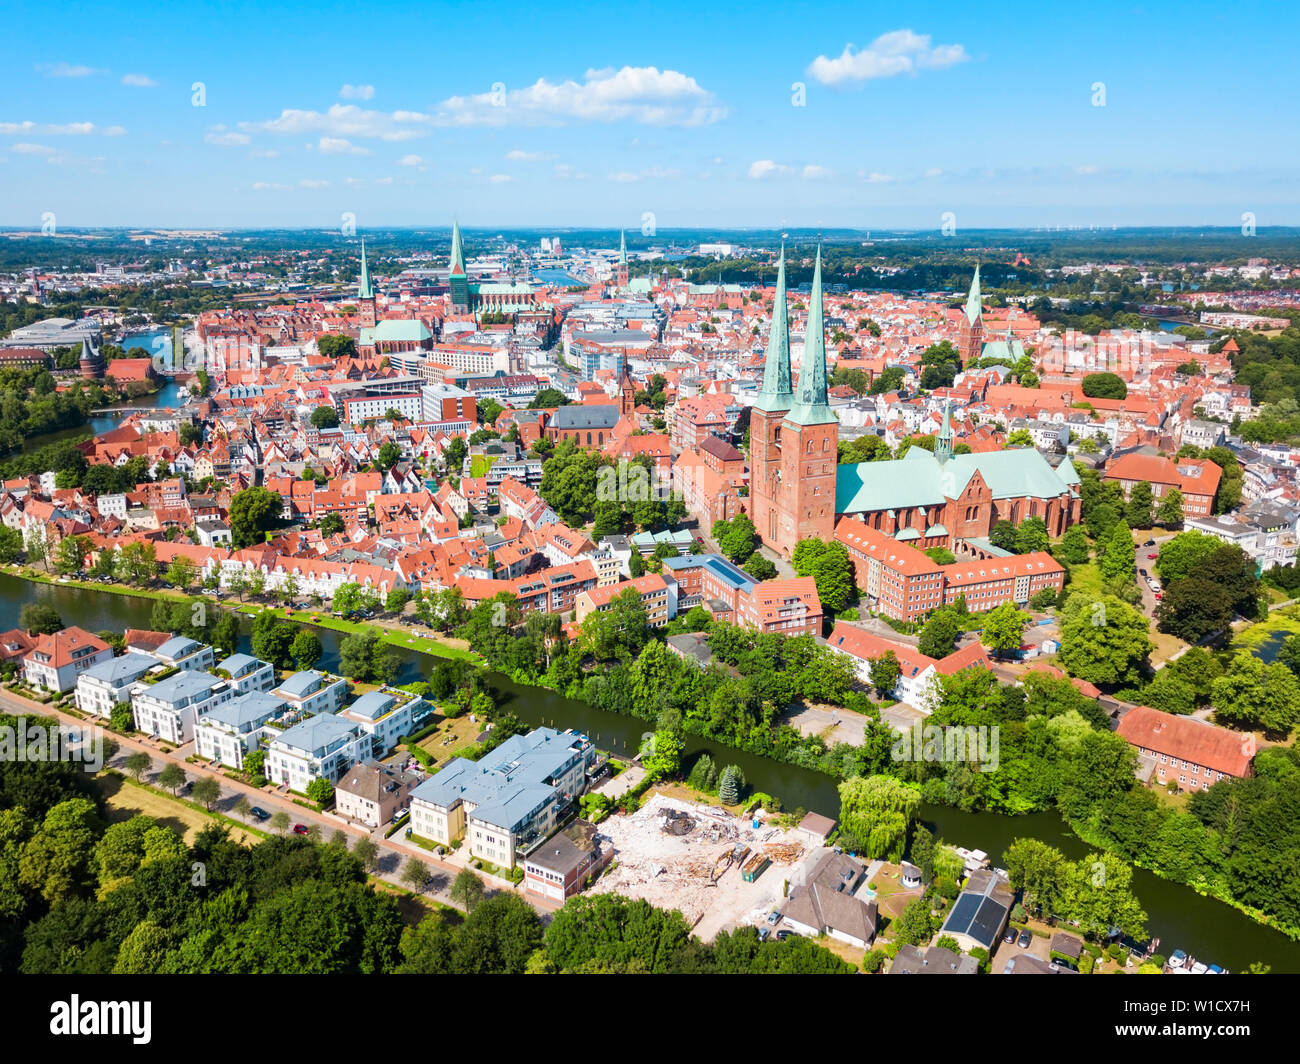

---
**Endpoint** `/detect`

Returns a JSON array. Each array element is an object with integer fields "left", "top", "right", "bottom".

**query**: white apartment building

[
  {"left": 73, "top": 652, "right": 159, "bottom": 718},
  {"left": 337, "top": 688, "right": 429, "bottom": 758},
  {"left": 193, "top": 690, "right": 287, "bottom": 769},
  {"left": 264, "top": 712, "right": 371, "bottom": 793},
  {"left": 131, "top": 671, "right": 235, "bottom": 745},
  {"left": 272, "top": 670, "right": 350, "bottom": 716},
  {"left": 215, "top": 653, "right": 276, "bottom": 695}
]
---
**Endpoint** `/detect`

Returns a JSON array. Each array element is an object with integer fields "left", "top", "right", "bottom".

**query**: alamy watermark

[
  {"left": 0, "top": 721, "right": 105, "bottom": 773},
  {"left": 891, "top": 722, "right": 999, "bottom": 772}
]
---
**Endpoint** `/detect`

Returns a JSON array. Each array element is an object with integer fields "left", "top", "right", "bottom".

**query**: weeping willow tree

[{"left": 837, "top": 776, "right": 921, "bottom": 862}]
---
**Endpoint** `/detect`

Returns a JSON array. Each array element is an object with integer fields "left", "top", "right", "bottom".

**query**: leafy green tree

[
  {"left": 19, "top": 603, "right": 63, "bottom": 635},
  {"left": 291, "top": 629, "right": 323, "bottom": 670},
  {"left": 1126, "top": 481, "right": 1154, "bottom": 529},
  {"left": 306, "top": 779, "right": 335, "bottom": 807},
  {"left": 1057, "top": 524, "right": 1091, "bottom": 565},
  {"left": 228, "top": 486, "right": 282, "bottom": 549},
  {"left": 837, "top": 776, "right": 920, "bottom": 862},
  {"left": 1156, "top": 486, "right": 1184, "bottom": 528},
  {"left": 1061, "top": 852, "right": 1147, "bottom": 940},
  {"left": 269, "top": 811, "right": 290, "bottom": 834},
  {"left": 890, "top": 897, "right": 935, "bottom": 946},
  {"left": 0, "top": 524, "right": 23, "bottom": 563},
  {"left": 124, "top": 751, "right": 151, "bottom": 782},
  {"left": 1081, "top": 372, "right": 1127, "bottom": 399},
  {"left": 717, "top": 765, "right": 746, "bottom": 806},
  {"left": 1155, "top": 531, "right": 1220, "bottom": 583},
  {"left": 377, "top": 442, "right": 402, "bottom": 469},
  {"left": 980, "top": 602, "right": 1030, "bottom": 660},
  {"left": 1006, "top": 428, "right": 1034, "bottom": 448},
  {"left": 1015, "top": 516, "right": 1049, "bottom": 554},
  {"left": 909, "top": 825, "right": 936, "bottom": 883},
  {"left": 918, "top": 608, "right": 960, "bottom": 659},
  {"left": 1004, "top": 837, "right": 1068, "bottom": 918},
  {"left": 450, "top": 868, "right": 485, "bottom": 911},
  {"left": 157, "top": 763, "right": 186, "bottom": 796},
  {"left": 1099, "top": 520, "right": 1135, "bottom": 583},
  {"left": 871, "top": 650, "right": 901, "bottom": 698},
  {"left": 1212, "top": 652, "right": 1300, "bottom": 736},
  {"left": 989, "top": 519, "right": 1018, "bottom": 553},
  {"left": 1058, "top": 593, "right": 1152, "bottom": 688},
  {"left": 191, "top": 776, "right": 220, "bottom": 811},
  {"left": 743, "top": 554, "right": 778, "bottom": 581},
  {"left": 791, "top": 538, "right": 855, "bottom": 614}
]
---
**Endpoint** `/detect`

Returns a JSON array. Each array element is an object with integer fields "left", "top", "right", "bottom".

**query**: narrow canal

[{"left": 3, "top": 573, "right": 1297, "bottom": 972}]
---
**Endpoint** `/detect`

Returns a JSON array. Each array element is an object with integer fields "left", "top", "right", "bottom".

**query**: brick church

[{"left": 749, "top": 255, "right": 1082, "bottom": 561}]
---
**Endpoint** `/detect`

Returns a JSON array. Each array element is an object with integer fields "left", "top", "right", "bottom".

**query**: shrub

[{"left": 862, "top": 949, "right": 887, "bottom": 973}]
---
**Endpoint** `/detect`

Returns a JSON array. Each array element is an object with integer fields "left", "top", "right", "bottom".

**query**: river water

[{"left": 2, "top": 574, "right": 1297, "bottom": 971}]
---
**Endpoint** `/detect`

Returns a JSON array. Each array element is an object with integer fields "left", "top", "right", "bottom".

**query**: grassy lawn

[
  {"left": 237, "top": 604, "right": 480, "bottom": 663},
  {"left": 96, "top": 772, "right": 259, "bottom": 845},
  {"left": 415, "top": 712, "right": 482, "bottom": 766},
  {"left": 368, "top": 878, "right": 463, "bottom": 926},
  {"left": 1063, "top": 561, "right": 1103, "bottom": 600},
  {"left": 1149, "top": 629, "right": 1188, "bottom": 666},
  {"left": 815, "top": 934, "right": 865, "bottom": 969}
]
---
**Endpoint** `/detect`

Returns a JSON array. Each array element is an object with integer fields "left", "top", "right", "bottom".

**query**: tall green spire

[
  {"left": 449, "top": 221, "right": 465, "bottom": 277},
  {"left": 964, "top": 264, "right": 982, "bottom": 326},
  {"left": 786, "top": 245, "right": 836, "bottom": 427},
  {"left": 935, "top": 398, "right": 952, "bottom": 463},
  {"left": 358, "top": 239, "right": 373, "bottom": 300},
  {"left": 618, "top": 228, "right": 626, "bottom": 266},
  {"left": 753, "top": 245, "right": 792, "bottom": 413}
]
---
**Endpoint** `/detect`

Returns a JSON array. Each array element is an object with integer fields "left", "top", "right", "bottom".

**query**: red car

[
  {"left": 293, "top": 823, "right": 309, "bottom": 835},
  {"left": 1147, "top": 552, "right": 1157, "bottom": 559}
]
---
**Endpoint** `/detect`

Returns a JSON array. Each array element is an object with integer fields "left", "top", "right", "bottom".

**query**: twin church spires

[{"left": 754, "top": 244, "right": 832, "bottom": 424}]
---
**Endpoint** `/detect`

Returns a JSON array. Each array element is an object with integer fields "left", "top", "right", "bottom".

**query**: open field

[
  {"left": 97, "top": 773, "right": 259, "bottom": 845},
  {"left": 415, "top": 712, "right": 483, "bottom": 767}
]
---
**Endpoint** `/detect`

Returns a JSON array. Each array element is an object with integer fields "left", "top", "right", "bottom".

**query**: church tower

[
  {"left": 958, "top": 264, "right": 983, "bottom": 365},
  {"left": 357, "top": 240, "right": 376, "bottom": 329},
  {"left": 935, "top": 398, "right": 953, "bottom": 463},
  {"left": 448, "top": 222, "right": 469, "bottom": 313},
  {"left": 776, "top": 246, "right": 839, "bottom": 555},
  {"left": 618, "top": 365, "right": 636, "bottom": 416},
  {"left": 750, "top": 246, "right": 794, "bottom": 549},
  {"left": 616, "top": 229, "right": 629, "bottom": 289}
]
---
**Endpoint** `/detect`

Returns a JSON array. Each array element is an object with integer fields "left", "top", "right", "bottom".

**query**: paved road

[
  {"left": 0, "top": 687, "right": 557, "bottom": 916},
  {"left": 1133, "top": 531, "right": 1177, "bottom": 616}
]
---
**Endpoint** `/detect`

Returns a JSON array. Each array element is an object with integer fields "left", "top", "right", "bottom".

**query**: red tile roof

[{"left": 1116, "top": 706, "right": 1255, "bottom": 778}]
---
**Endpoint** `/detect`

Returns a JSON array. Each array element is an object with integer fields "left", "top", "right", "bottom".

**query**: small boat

[
  {"left": 1167, "top": 948, "right": 1188, "bottom": 969},
  {"left": 1206, "top": 964, "right": 1225, "bottom": 975}
]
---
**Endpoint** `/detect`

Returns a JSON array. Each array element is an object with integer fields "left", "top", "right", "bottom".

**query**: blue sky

[{"left": 3, "top": 0, "right": 1296, "bottom": 229}]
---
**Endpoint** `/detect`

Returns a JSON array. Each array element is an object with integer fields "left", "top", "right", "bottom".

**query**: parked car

[
  {"left": 775, "top": 930, "right": 792, "bottom": 941},
  {"left": 292, "top": 823, "right": 309, "bottom": 835},
  {"left": 1017, "top": 928, "right": 1033, "bottom": 949},
  {"left": 1003, "top": 928, "right": 1017, "bottom": 944},
  {"left": 249, "top": 806, "right": 271, "bottom": 821},
  {"left": 1147, "top": 552, "right": 1157, "bottom": 559},
  {"left": 757, "top": 927, "right": 770, "bottom": 942},
  {"left": 766, "top": 910, "right": 781, "bottom": 926},
  {"left": 1144, "top": 538, "right": 1155, "bottom": 546}
]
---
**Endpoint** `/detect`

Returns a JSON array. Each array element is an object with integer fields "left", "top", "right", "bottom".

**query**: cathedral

[{"left": 749, "top": 255, "right": 1082, "bottom": 560}]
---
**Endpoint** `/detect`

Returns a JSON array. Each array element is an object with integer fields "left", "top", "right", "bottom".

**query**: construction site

[{"left": 594, "top": 794, "right": 813, "bottom": 941}]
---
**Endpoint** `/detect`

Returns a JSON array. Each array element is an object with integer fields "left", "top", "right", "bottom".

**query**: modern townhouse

[
  {"left": 131, "top": 670, "right": 235, "bottom": 745},
  {"left": 337, "top": 688, "right": 430, "bottom": 758},
  {"left": 193, "top": 690, "right": 288, "bottom": 769},
  {"left": 409, "top": 727, "right": 598, "bottom": 869},
  {"left": 264, "top": 712, "right": 371, "bottom": 793},
  {"left": 150, "top": 635, "right": 217, "bottom": 673},
  {"left": 73, "top": 652, "right": 159, "bottom": 718},
  {"left": 271, "top": 669, "right": 349, "bottom": 716},
  {"left": 214, "top": 653, "right": 276, "bottom": 695},
  {"left": 23, "top": 627, "right": 114, "bottom": 694}
]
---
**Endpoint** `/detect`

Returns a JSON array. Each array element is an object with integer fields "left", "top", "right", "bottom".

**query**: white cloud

[
  {"left": 807, "top": 29, "right": 968, "bottom": 86},
  {"left": 488, "top": 173, "right": 512, "bottom": 184},
  {"left": 11, "top": 143, "right": 56, "bottom": 155},
  {"left": 505, "top": 149, "right": 553, "bottom": 161},
  {"left": 434, "top": 66, "right": 727, "bottom": 127},
  {"left": 102, "top": 126, "right": 127, "bottom": 136},
  {"left": 298, "top": 178, "right": 330, "bottom": 188},
  {"left": 1074, "top": 164, "right": 1100, "bottom": 175},
  {"left": 398, "top": 154, "right": 425, "bottom": 166},
  {"left": 864, "top": 171, "right": 896, "bottom": 183},
  {"left": 40, "top": 62, "right": 103, "bottom": 78},
  {"left": 252, "top": 181, "right": 290, "bottom": 191},
  {"left": 0, "top": 121, "right": 98, "bottom": 136},
  {"left": 205, "top": 128, "right": 251, "bottom": 146},
  {"left": 250, "top": 148, "right": 280, "bottom": 158},
  {"left": 339, "top": 84, "right": 376, "bottom": 100},
  {"left": 748, "top": 159, "right": 792, "bottom": 179},
  {"left": 121, "top": 73, "right": 156, "bottom": 87},
  {"left": 802, "top": 164, "right": 833, "bottom": 179},
  {"left": 924, "top": 167, "right": 943, "bottom": 178},
  {"left": 607, "top": 171, "right": 640, "bottom": 183},
  {"left": 608, "top": 165, "right": 682, "bottom": 183},
  {"left": 318, "top": 136, "right": 370, "bottom": 155},
  {"left": 239, "top": 104, "right": 431, "bottom": 141}
]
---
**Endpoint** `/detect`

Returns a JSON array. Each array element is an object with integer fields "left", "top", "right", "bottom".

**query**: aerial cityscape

[{"left": 1, "top": 0, "right": 1296, "bottom": 1024}]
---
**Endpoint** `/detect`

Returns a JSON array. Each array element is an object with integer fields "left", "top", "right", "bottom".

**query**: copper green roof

[
  {"left": 449, "top": 221, "right": 465, "bottom": 277},
  {"left": 360, "top": 319, "right": 431, "bottom": 345},
  {"left": 752, "top": 245, "right": 793, "bottom": 413},
  {"left": 836, "top": 446, "right": 1077, "bottom": 515},
  {"left": 785, "top": 245, "right": 836, "bottom": 427},
  {"left": 358, "top": 240, "right": 373, "bottom": 300},
  {"left": 965, "top": 265, "right": 982, "bottom": 326}
]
